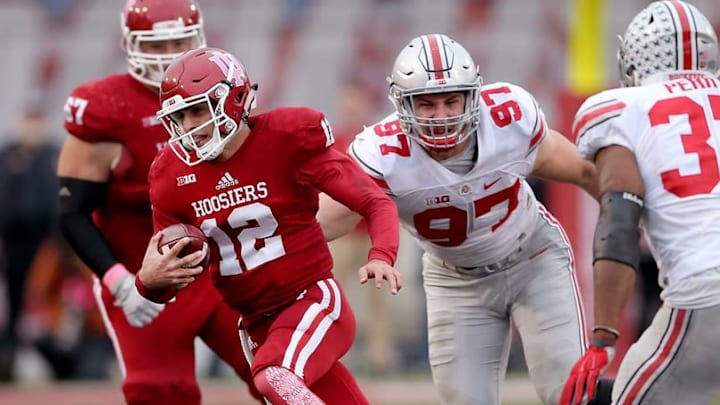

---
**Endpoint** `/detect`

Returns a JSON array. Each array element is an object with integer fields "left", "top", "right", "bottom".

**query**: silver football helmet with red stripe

[
  {"left": 388, "top": 34, "right": 482, "bottom": 150},
  {"left": 618, "top": 0, "right": 719, "bottom": 87}
]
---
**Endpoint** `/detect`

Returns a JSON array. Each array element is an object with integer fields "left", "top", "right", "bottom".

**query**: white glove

[{"left": 103, "top": 264, "right": 165, "bottom": 328}]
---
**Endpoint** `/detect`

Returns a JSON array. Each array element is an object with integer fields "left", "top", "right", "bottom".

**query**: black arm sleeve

[
  {"left": 58, "top": 177, "right": 119, "bottom": 278},
  {"left": 593, "top": 191, "right": 644, "bottom": 270}
]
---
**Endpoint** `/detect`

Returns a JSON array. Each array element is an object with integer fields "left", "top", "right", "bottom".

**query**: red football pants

[{"left": 245, "top": 278, "right": 369, "bottom": 404}]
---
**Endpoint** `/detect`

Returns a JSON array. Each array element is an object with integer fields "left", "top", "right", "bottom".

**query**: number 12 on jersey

[{"left": 199, "top": 202, "right": 287, "bottom": 276}]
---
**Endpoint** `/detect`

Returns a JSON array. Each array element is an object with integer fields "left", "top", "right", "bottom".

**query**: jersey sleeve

[
  {"left": 346, "top": 114, "right": 403, "bottom": 195},
  {"left": 283, "top": 107, "right": 346, "bottom": 188},
  {"left": 63, "top": 79, "right": 123, "bottom": 143},
  {"left": 140, "top": 150, "right": 182, "bottom": 303},
  {"left": 349, "top": 136, "right": 391, "bottom": 194},
  {"left": 573, "top": 89, "right": 632, "bottom": 161},
  {"left": 482, "top": 83, "right": 549, "bottom": 167},
  {"left": 148, "top": 149, "right": 182, "bottom": 232},
  {"left": 297, "top": 147, "right": 399, "bottom": 265},
  {"left": 288, "top": 107, "right": 336, "bottom": 157}
]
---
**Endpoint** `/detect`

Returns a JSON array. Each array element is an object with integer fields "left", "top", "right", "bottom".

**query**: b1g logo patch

[
  {"left": 426, "top": 195, "right": 450, "bottom": 206},
  {"left": 177, "top": 174, "right": 197, "bottom": 186}
]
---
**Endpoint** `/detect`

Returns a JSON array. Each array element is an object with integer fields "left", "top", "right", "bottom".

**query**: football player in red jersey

[
  {"left": 136, "top": 47, "right": 402, "bottom": 405},
  {"left": 57, "top": 1, "right": 262, "bottom": 404}
]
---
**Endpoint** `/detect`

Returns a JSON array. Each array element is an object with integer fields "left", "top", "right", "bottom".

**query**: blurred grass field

[
  {"left": 0, "top": 376, "right": 535, "bottom": 405},
  {"left": 2, "top": 376, "right": 719, "bottom": 404}
]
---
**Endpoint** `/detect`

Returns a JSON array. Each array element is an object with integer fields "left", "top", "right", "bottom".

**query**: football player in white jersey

[
  {"left": 560, "top": 2, "right": 720, "bottom": 405},
  {"left": 318, "top": 34, "right": 611, "bottom": 405}
]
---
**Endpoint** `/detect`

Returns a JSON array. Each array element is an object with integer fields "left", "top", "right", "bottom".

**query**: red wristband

[{"left": 134, "top": 275, "right": 177, "bottom": 304}]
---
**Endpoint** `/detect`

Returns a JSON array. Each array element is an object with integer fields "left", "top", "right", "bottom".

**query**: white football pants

[{"left": 423, "top": 212, "right": 587, "bottom": 405}]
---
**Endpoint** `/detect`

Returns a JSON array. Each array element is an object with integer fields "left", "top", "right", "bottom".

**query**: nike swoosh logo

[{"left": 483, "top": 178, "right": 501, "bottom": 190}]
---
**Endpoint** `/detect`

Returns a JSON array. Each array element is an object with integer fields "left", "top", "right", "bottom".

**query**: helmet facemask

[
  {"left": 159, "top": 82, "right": 255, "bottom": 166},
  {"left": 390, "top": 82, "right": 481, "bottom": 150},
  {"left": 122, "top": 21, "right": 206, "bottom": 88},
  {"left": 387, "top": 34, "right": 483, "bottom": 151}
]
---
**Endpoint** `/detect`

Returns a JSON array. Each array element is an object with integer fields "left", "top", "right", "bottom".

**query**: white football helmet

[
  {"left": 388, "top": 34, "right": 482, "bottom": 150},
  {"left": 121, "top": 0, "right": 207, "bottom": 88},
  {"left": 618, "top": 0, "right": 719, "bottom": 87}
]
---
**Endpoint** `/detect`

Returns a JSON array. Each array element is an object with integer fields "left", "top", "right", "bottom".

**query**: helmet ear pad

[{"left": 215, "top": 83, "right": 252, "bottom": 136}]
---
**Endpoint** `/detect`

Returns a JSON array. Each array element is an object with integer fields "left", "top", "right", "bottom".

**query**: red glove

[{"left": 560, "top": 340, "right": 615, "bottom": 405}]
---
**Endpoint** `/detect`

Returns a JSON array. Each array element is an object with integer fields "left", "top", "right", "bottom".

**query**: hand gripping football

[{"left": 157, "top": 223, "right": 210, "bottom": 269}]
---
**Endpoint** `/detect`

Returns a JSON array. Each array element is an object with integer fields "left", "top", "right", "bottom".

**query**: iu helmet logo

[{"left": 208, "top": 51, "right": 246, "bottom": 86}]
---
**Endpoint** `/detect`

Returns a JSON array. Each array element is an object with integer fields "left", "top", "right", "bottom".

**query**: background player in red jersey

[
  {"left": 57, "top": 1, "right": 262, "bottom": 404},
  {"left": 136, "top": 47, "right": 402, "bottom": 405}
]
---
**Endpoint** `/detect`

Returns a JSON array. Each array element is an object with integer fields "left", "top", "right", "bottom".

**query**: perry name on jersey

[{"left": 350, "top": 82, "right": 548, "bottom": 267}]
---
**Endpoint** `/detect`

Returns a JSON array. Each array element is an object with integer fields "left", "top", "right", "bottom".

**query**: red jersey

[
  {"left": 63, "top": 74, "right": 168, "bottom": 272},
  {"left": 149, "top": 107, "right": 398, "bottom": 321},
  {"left": 331, "top": 127, "right": 367, "bottom": 233}
]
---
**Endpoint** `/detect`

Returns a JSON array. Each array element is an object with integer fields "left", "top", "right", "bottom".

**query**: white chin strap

[
  {"left": 145, "top": 67, "right": 165, "bottom": 85},
  {"left": 129, "top": 62, "right": 165, "bottom": 88}
]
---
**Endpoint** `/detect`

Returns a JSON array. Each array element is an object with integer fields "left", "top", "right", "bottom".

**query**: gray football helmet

[
  {"left": 618, "top": 0, "right": 719, "bottom": 87},
  {"left": 388, "top": 34, "right": 482, "bottom": 150}
]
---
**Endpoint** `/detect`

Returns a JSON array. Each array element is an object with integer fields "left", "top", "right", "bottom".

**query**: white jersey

[
  {"left": 350, "top": 82, "right": 547, "bottom": 267},
  {"left": 574, "top": 72, "right": 720, "bottom": 305}
]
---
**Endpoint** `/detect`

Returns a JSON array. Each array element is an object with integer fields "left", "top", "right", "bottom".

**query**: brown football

[{"left": 157, "top": 223, "right": 209, "bottom": 269}]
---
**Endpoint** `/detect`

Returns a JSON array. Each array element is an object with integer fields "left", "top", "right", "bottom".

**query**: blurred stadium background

[{"left": 1, "top": 0, "right": 720, "bottom": 404}]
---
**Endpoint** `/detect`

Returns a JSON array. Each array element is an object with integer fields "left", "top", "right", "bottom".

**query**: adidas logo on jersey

[{"left": 216, "top": 172, "right": 239, "bottom": 190}]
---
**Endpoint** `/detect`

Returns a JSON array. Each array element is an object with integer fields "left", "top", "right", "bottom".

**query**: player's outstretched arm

[
  {"left": 317, "top": 192, "right": 362, "bottom": 242},
  {"left": 317, "top": 184, "right": 403, "bottom": 294},
  {"left": 532, "top": 129, "right": 599, "bottom": 199},
  {"left": 307, "top": 150, "right": 401, "bottom": 294}
]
